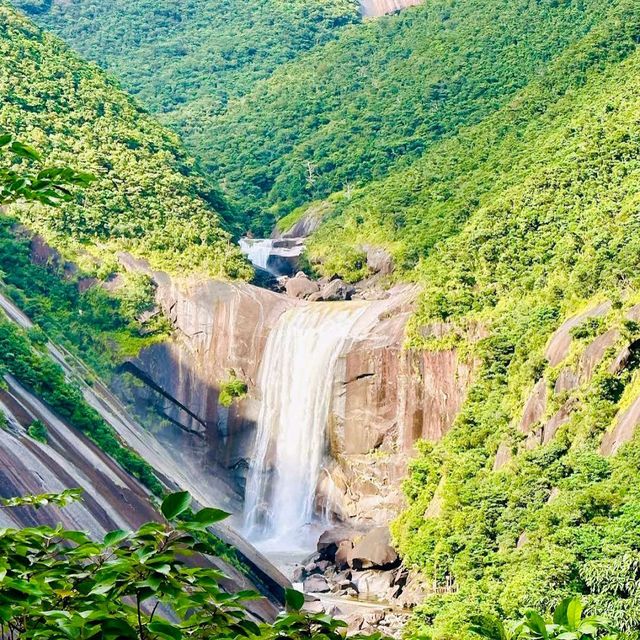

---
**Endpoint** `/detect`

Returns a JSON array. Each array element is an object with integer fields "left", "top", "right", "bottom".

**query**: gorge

[{"left": 4, "top": 0, "right": 640, "bottom": 636}]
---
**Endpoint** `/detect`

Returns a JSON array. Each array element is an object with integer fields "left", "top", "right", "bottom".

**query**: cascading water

[
  {"left": 244, "top": 302, "right": 368, "bottom": 549},
  {"left": 239, "top": 238, "right": 275, "bottom": 272}
]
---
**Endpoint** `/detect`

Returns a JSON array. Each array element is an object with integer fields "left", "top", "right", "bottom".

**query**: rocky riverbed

[{"left": 288, "top": 526, "right": 427, "bottom": 638}]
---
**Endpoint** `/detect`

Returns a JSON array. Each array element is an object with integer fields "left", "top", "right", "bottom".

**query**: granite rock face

[
  {"left": 359, "top": 0, "right": 423, "bottom": 18},
  {"left": 116, "top": 258, "right": 478, "bottom": 527}
]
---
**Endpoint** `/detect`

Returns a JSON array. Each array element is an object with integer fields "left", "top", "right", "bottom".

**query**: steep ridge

[
  {"left": 0, "top": 291, "right": 288, "bottom": 615},
  {"left": 14, "top": 0, "right": 617, "bottom": 233}
]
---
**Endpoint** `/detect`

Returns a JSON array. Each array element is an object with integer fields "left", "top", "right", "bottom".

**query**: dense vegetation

[
  {"left": 0, "top": 489, "right": 381, "bottom": 639},
  {"left": 7, "top": 0, "right": 640, "bottom": 638},
  {"left": 16, "top": 0, "right": 623, "bottom": 234},
  {"left": 0, "top": 1, "right": 250, "bottom": 277},
  {"left": 11, "top": 0, "right": 360, "bottom": 231},
  {"left": 386, "top": 2, "right": 640, "bottom": 636}
]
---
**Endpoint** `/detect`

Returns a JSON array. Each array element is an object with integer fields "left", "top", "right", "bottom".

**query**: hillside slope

[
  {"left": 382, "top": 1, "right": 640, "bottom": 635},
  {"left": 15, "top": 0, "right": 617, "bottom": 233},
  {"left": 11, "top": 0, "right": 360, "bottom": 228},
  {"left": 0, "top": 1, "right": 250, "bottom": 278}
]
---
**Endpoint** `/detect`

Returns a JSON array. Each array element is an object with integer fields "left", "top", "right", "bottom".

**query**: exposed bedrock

[
  {"left": 359, "top": 0, "right": 423, "bottom": 18},
  {"left": 0, "top": 292, "right": 288, "bottom": 616},
  {"left": 117, "top": 255, "right": 477, "bottom": 527}
]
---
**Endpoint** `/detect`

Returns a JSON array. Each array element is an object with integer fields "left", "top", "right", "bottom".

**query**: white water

[
  {"left": 244, "top": 302, "right": 368, "bottom": 550},
  {"left": 239, "top": 238, "right": 275, "bottom": 272}
]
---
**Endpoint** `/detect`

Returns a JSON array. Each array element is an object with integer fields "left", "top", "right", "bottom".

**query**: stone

[
  {"left": 364, "top": 245, "right": 394, "bottom": 276},
  {"left": 364, "top": 610, "right": 386, "bottom": 625},
  {"left": 360, "top": 0, "right": 423, "bottom": 19},
  {"left": 349, "top": 527, "right": 399, "bottom": 569},
  {"left": 351, "top": 570, "right": 395, "bottom": 599},
  {"left": 316, "top": 560, "right": 331, "bottom": 572},
  {"left": 493, "top": 442, "right": 512, "bottom": 471},
  {"left": 285, "top": 273, "right": 320, "bottom": 299},
  {"left": 335, "top": 540, "right": 354, "bottom": 568},
  {"left": 304, "top": 562, "right": 319, "bottom": 575},
  {"left": 519, "top": 379, "right": 547, "bottom": 433},
  {"left": 291, "top": 565, "right": 305, "bottom": 583},
  {"left": 601, "top": 393, "right": 640, "bottom": 456},
  {"left": 303, "top": 575, "right": 330, "bottom": 593},
  {"left": 545, "top": 302, "right": 611, "bottom": 367},
  {"left": 317, "top": 527, "right": 356, "bottom": 560},
  {"left": 319, "top": 278, "right": 355, "bottom": 301},
  {"left": 303, "top": 600, "right": 325, "bottom": 614}
]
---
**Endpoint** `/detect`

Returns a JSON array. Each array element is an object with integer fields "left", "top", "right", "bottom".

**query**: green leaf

[
  {"left": 554, "top": 598, "right": 572, "bottom": 627},
  {"left": 148, "top": 621, "right": 183, "bottom": 640},
  {"left": 285, "top": 588, "right": 305, "bottom": 611},
  {"left": 104, "top": 529, "right": 130, "bottom": 546},
  {"left": 566, "top": 598, "right": 583, "bottom": 631},
  {"left": 0, "top": 134, "right": 12, "bottom": 148},
  {"left": 161, "top": 491, "right": 191, "bottom": 520},
  {"left": 525, "top": 611, "right": 549, "bottom": 640},
  {"left": 10, "top": 141, "right": 41, "bottom": 161},
  {"left": 193, "top": 507, "right": 231, "bottom": 526}
]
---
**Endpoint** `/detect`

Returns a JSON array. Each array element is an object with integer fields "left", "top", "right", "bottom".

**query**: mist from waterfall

[{"left": 244, "top": 302, "right": 368, "bottom": 549}]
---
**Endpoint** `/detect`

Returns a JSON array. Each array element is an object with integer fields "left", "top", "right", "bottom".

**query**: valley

[{"left": 3, "top": 0, "right": 640, "bottom": 637}]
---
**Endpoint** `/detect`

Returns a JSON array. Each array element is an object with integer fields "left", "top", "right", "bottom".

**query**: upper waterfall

[
  {"left": 244, "top": 301, "right": 369, "bottom": 548},
  {"left": 239, "top": 238, "right": 275, "bottom": 272}
]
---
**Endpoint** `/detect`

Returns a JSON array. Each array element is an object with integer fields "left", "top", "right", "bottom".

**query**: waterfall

[
  {"left": 244, "top": 302, "right": 368, "bottom": 548},
  {"left": 239, "top": 237, "right": 275, "bottom": 272}
]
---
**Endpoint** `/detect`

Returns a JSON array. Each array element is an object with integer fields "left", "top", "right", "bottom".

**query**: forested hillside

[
  {"left": 11, "top": 0, "right": 360, "bottom": 232},
  {"left": 16, "top": 0, "right": 621, "bottom": 233},
  {"left": 7, "top": 0, "right": 640, "bottom": 637},
  {"left": 0, "top": 1, "right": 250, "bottom": 278},
  {"left": 388, "top": 1, "right": 640, "bottom": 635}
]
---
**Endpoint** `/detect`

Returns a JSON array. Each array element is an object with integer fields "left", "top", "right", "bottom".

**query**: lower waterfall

[{"left": 244, "top": 301, "right": 368, "bottom": 549}]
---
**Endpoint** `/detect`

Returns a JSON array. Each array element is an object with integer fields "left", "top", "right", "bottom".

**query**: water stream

[
  {"left": 243, "top": 302, "right": 368, "bottom": 551},
  {"left": 239, "top": 238, "right": 276, "bottom": 273}
]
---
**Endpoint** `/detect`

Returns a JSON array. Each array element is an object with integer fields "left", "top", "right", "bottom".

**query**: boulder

[
  {"left": 303, "top": 600, "right": 325, "bottom": 614},
  {"left": 317, "top": 527, "right": 356, "bottom": 560},
  {"left": 285, "top": 273, "right": 320, "bottom": 299},
  {"left": 303, "top": 575, "right": 330, "bottom": 594},
  {"left": 316, "top": 560, "right": 331, "bottom": 572},
  {"left": 319, "top": 278, "right": 355, "bottom": 301},
  {"left": 335, "top": 540, "right": 354, "bottom": 569},
  {"left": 349, "top": 527, "right": 399, "bottom": 570},
  {"left": 351, "top": 570, "right": 395, "bottom": 599},
  {"left": 291, "top": 565, "right": 305, "bottom": 583},
  {"left": 365, "top": 246, "right": 394, "bottom": 276}
]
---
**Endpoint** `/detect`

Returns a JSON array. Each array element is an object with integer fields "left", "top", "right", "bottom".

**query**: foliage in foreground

[
  {"left": 0, "top": 490, "right": 382, "bottom": 640},
  {"left": 470, "top": 597, "right": 620, "bottom": 640}
]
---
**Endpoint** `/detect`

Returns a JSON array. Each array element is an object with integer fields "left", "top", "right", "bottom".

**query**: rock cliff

[
  {"left": 359, "top": 0, "right": 423, "bottom": 18},
  {"left": 0, "top": 292, "right": 288, "bottom": 617},
  {"left": 116, "top": 259, "right": 477, "bottom": 529}
]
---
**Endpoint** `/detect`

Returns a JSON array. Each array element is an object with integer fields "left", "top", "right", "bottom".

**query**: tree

[
  {"left": 0, "top": 490, "right": 384, "bottom": 640},
  {"left": 0, "top": 133, "right": 94, "bottom": 207}
]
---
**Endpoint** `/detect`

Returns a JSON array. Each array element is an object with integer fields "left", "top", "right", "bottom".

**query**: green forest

[
  {"left": 5, "top": 0, "right": 640, "bottom": 638},
  {"left": 0, "top": 1, "right": 251, "bottom": 278}
]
